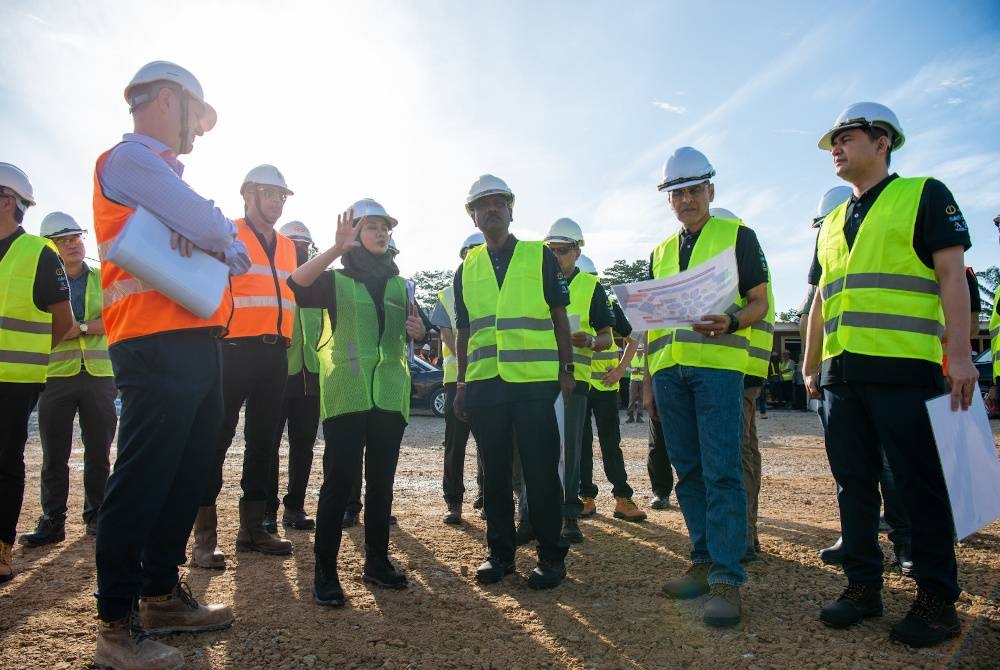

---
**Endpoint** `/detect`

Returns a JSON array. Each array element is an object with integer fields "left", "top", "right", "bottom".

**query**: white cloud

[{"left": 652, "top": 100, "right": 686, "bottom": 114}]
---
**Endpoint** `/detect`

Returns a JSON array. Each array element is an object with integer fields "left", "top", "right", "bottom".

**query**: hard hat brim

[
  {"left": 818, "top": 121, "right": 906, "bottom": 151},
  {"left": 354, "top": 214, "right": 398, "bottom": 229},
  {"left": 544, "top": 235, "right": 583, "bottom": 246},
  {"left": 45, "top": 229, "right": 87, "bottom": 239},
  {"left": 657, "top": 176, "right": 712, "bottom": 193},
  {"left": 198, "top": 103, "right": 218, "bottom": 133}
]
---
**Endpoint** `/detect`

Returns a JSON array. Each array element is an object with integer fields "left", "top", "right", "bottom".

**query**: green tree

[
  {"left": 976, "top": 266, "right": 999, "bottom": 311},
  {"left": 600, "top": 258, "right": 651, "bottom": 298},
  {"left": 411, "top": 269, "right": 454, "bottom": 307},
  {"left": 776, "top": 308, "right": 801, "bottom": 324}
]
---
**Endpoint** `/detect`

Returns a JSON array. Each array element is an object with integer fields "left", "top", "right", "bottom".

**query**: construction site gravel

[{"left": 2, "top": 409, "right": 999, "bottom": 669}]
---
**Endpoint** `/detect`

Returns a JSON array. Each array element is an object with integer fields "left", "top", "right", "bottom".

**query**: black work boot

[
  {"left": 18, "top": 515, "right": 66, "bottom": 548},
  {"left": 527, "top": 559, "right": 566, "bottom": 590},
  {"left": 889, "top": 589, "right": 961, "bottom": 647},
  {"left": 561, "top": 517, "right": 583, "bottom": 544},
  {"left": 442, "top": 502, "right": 462, "bottom": 525},
  {"left": 363, "top": 558, "right": 408, "bottom": 590},
  {"left": 342, "top": 510, "right": 360, "bottom": 527},
  {"left": 819, "top": 536, "right": 844, "bottom": 565},
  {"left": 314, "top": 560, "right": 345, "bottom": 607},
  {"left": 262, "top": 512, "right": 278, "bottom": 535},
  {"left": 476, "top": 557, "right": 516, "bottom": 584},
  {"left": 820, "top": 583, "right": 884, "bottom": 628},
  {"left": 282, "top": 508, "right": 315, "bottom": 531}
]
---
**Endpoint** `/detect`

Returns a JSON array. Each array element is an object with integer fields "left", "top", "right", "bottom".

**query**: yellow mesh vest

[
  {"left": 47, "top": 267, "right": 112, "bottom": 378},
  {"left": 0, "top": 234, "right": 53, "bottom": 383},
  {"left": 438, "top": 287, "right": 458, "bottom": 384}
]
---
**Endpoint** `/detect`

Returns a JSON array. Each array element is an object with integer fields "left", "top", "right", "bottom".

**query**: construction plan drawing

[{"left": 611, "top": 249, "right": 739, "bottom": 330}]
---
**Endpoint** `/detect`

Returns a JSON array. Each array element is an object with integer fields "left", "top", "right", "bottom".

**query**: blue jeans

[{"left": 652, "top": 365, "right": 747, "bottom": 586}]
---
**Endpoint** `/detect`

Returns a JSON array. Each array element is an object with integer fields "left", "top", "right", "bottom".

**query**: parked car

[
  {"left": 411, "top": 355, "right": 446, "bottom": 417},
  {"left": 973, "top": 350, "right": 998, "bottom": 419}
]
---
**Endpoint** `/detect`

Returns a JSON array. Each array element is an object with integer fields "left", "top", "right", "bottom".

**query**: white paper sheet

[
  {"left": 555, "top": 395, "right": 566, "bottom": 486},
  {"left": 926, "top": 391, "right": 1000, "bottom": 540},
  {"left": 611, "top": 249, "right": 739, "bottom": 330}
]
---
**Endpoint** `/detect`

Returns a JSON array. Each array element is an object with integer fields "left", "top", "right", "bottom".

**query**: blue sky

[{"left": 2, "top": 0, "right": 998, "bottom": 314}]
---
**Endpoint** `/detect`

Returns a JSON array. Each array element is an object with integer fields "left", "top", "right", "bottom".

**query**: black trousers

[
  {"left": 96, "top": 331, "right": 223, "bottom": 621},
  {"left": 823, "top": 381, "right": 959, "bottom": 601},
  {"left": 203, "top": 339, "right": 287, "bottom": 505},
  {"left": 443, "top": 382, "right": 474, "bottom": 504},
  {"left": 0, "top": 382, "right": 40, "bottom": 545},
  {"left": 314, "top": 409, "right": 404, "bottom": 570},
  {"left": 469, "top": 397, "right": 568, "bottom": 564},
  {"left": 647, "top": 416, "right": 674, "bottom": 498},
  {"left": 37, "top": 372, "right": 116, "bottom": 523},
  {"left": 266, "top": 391, "right": 320, "bottom": 515},
  {"left": 580, "top": 389, "right": 633, "bottom": 499}
]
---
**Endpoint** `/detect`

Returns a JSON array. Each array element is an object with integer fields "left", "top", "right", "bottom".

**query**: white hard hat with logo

[
  {"left": 709, "top": 207, "right": 740, "bottom": 221},
  {"left": 817, "top": 102, "right": 905, "bottom": 151},
  {"left": 241, "top": 165, "right": 293, "bottom": 196},
  {"left": 278, "top": 220, "right": 313, "bottom": 244},
  {"left": 577, "top": 254, "right": 598, "bottom": 275},
  {"left": 545, "top": 218, "right": 585, "bottom": 246},
  {"left": 0, "top": 162, "right": 35, "bottom": 210},
  {"left": 40, "top": 212, "right": 86, "bottom": 239},
  {"left": 350, "top": 198, "right": 398, "bottom": 229},
  {"left": 125, "top": 60, "right": 217, "bottom": 132},
  {"left": 460, "top": 232, "right": 485, "bottom": 258},
  {"left": 813, "top": 186, "right": 853, "bottom": 228},
  {"left": 465, "top": 174, "right": 515, "bottom": 217},
  {"left": 658, "top": 147, "right": 715, "bottom": 193}
]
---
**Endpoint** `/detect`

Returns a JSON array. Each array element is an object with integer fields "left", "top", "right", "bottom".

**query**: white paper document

[
  {"left": 554, "top": 395, "right": 566, "bottom": 486},
  {"left": 926, "top": 392, "right": 1000, "bottom": 540},
  {"left": 611, "top": 249, "right": 739, "bottom": 330}
]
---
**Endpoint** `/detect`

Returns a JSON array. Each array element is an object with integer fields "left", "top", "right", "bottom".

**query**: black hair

[{"left": 863, "top": 126, "right": 892, "bottom": 167}]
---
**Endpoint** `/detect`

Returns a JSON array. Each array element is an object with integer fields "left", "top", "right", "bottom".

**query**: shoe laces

[
  {"left": 617, "top": 497, "right": 639, "bottom": 510},
  {"left": 839, "top": 583, "right": 875, "bottom": 603},
  {"left": 906, "top": 589, "right": 945, "bottom": 622},
  {"left": 174, "top": 580, "right": 201, "bottom": 610}
]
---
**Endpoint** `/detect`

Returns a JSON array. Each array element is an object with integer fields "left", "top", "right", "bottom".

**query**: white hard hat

[
  {"left": 350, "top": 198, "right": 398, "bottom": 229},
  {"left": 421, "top": 343, "right": 431, "bottom": 352},
  {"left": 241, "top": 164, "right": 293, "bottom": 196},
  {"left": 460, "top": 231, "right": 485, "bottom": 258},
  {"left": 577, "top": 254, "right": 598, "bottom": 275},
  {"left": 278, "top": 220, "right": 313, "bottom": 244},
  {"left": 387, "top": 238, "right": 399, "bottom": 255},
  {"left": 709, "top": 207, "right": 740, "bottom": 221},
  {"left": 658, "top": 147, "right": 716, "bottom": 192},
  {"left": 813, "top": 186, "right": 854, "bottom": 228},
  {"left": 40, "top": 212, "right": 85, "bottom": 238},
  {"left": 465, "top": 174, "right": 515, "bottom": 217},
  {"left": 818, "top": 102, "right": 905, "bottom": 151},
  {"left": 544, "top": 217, "right": 585, "bottom": 246},
  {"left": 125, "top": 61, "right": 217, "bottom": 132},
  {"left": 0, "top": 162, "right": 35, "bottom": 209}
]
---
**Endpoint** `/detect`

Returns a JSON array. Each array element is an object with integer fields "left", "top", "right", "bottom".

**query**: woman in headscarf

[{"left": 288, "top": 199, "right": 424, "bottom": 607}]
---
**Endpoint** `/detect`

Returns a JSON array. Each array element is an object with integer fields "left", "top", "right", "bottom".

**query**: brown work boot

[
  {"left": 580, "top": 496, "right": 597, "bottom": 517},
  {"left": 703, "top": 583, "right": 742, "bottom": 627},
  {"left": 0, "top": 540, "right": 13, "bottom": 583},
  {"left": 190, "top": 506, "right": 225, "bottom": 569},
  {"left": 236, "top": 499, "right": 292, "bottom": 555},
  {"left": 613, "top": 496, "right": 647, "bottom": 522},
  {"left": 661, "top": 562, "right": 711, "bottom": 599},
  {"left": 139, "top": 581, "right": 234, "bottom": 635},
  {"left": 94, "top": 613, "right": 184, "bottom": 670}
]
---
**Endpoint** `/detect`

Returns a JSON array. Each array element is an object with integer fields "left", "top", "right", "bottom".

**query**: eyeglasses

[
  {"left": 53, "top": 235, "right": 83, "bottom": 246},
  {"left": 667, "top": 183, "right": 709, "bottom": 201},
  {"left": 548, "top": 246, "right": 577, "bottom": 256},
  {"left": 256, "top": 186, "right": 288, "bottom": 202}
]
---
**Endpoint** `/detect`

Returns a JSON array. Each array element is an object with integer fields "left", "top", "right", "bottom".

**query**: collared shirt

[
  {"left": 67, "top": 263, "right": 90, "bottom": 322},
  {"left": 0, "top": 226, "right": 69, "bottom": 310},
  {"left": 99, "top": 133, "right": 250, "bottom": 274}
]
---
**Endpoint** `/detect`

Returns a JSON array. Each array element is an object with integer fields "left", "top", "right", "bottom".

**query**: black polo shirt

[
  {"left": 454, "top": 235, "right": 569, "bottom": 408},
  {"left": 807, "top": 174, "right": 971, "bottom": 388}
]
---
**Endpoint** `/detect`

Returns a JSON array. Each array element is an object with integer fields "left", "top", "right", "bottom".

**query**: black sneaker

[
  {"left": 314, "top": 562, "right": 345, "bottom": 607},
  {"left": 819, "top": 536, "right": 844, "bottom": 565},
  {"left": 476, "top": 557, "right": 516, "bottom": 584},
  {"left": 282, "top": 508, "right": 316, "bottom": 531},
  {"left": 18, "top": 515, "right": 66, "bottom": 547},
  {"left": 363, "top": 562, "right": 408, "bottom": 590},
  {"left": 527, "top": 559, "right": 566, "bottom": 590},
  {"left": 820, "top": 583, "right": 883, "bottom": 629},
  {"left": 889, "top": 590, "right": 961, "bottom": 647}
]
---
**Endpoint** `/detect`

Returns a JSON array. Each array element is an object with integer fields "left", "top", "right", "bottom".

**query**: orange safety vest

[
  {"left": 93, "top": 144, "right": 229, "bottom": 345},
  {"left": 226, "top": 219, "right": 296, "bottom": 341}
]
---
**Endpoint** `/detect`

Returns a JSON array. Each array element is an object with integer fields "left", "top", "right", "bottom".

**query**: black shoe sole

[
  {"left": 442, "top": 516, "right": 462, "bottom": 525},
  {"left": 527, "top": 573, "right": 566, "bottom": 590},
  {"left": 314, "top": 592, "right": 346, "bottom": 607},
  {"left": 475, "top": 564, "right": 516, "bottom": 584},
  {"left": 612, "top": 513, "right": 647, "bottom": 522},
  {"left": 819, "top": 607, "right": 883, "bottom": 629},
  {"left": 18, "top": 533, "right": 65, "bottom": 548},
  {"left": 362, "top": 574, "right": 408, "bottom": 590},
  {"left": 889, "top": 626, "right": 960, "bottom": 648}
]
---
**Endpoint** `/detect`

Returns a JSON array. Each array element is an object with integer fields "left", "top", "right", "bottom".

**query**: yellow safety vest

[
  {"left": 746, "top": 271, "right": 775, "bottom": 378},
  {"left": 287, "top": 304, "right": 322, "bottom": 376},
  {"left": 47, "top": 266, "right": 112, "bottom": 378},
  {"left": 818, "top": 177, "right": 944, "bottom": 364},
  {"left": 438, "top": 287, "right": 458, "bottom": 384},
  {"left": 590, "top": 342, "right": 622, "bottom": 392},
  {"left": 318, "top": 272, "right": 410, "bottom": 421},
  {"left": 630, "top": 352, "right": 646, "bottom": 378},
  {"left": 567, "top": 271, "right": 599, "bottom": 386},
  {"left": 0, "top": 233, "right": 53, "bottom": 383},
  {"left": 463, "top": 241, "right": 558, "bottom": 383},
  {"left": 647, "top": 217, "right": 751, "bottom": 375},
  {"left": 989, "top": 292, "right": 999, "bottom": 382}
]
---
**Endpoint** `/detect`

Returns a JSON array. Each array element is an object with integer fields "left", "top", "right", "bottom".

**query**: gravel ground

[{"left": 2, "top": 408, "right": 999, "bottom": 669}]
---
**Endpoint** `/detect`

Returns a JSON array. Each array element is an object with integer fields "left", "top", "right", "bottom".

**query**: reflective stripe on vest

[
  {"left": 438, "top": 287, "right": 458, "bottom": 384},
  {"left": 817, "top": 177, "right": 944, "bottom": 364},
  {"left": 647, "top": 217, "right": 751, "bottom": 375},
  {"left": 287, "top": 304, "right": 323, "bottom": 376},
  {"left": 0, "top": 233, "right": 53, "bottom": 382},
  {"left": 463, "top": 241, "right": 558, "bottom": 383},
  {"left": 568, "top": 271, "right": 599, "bottom": 385},
  {"left": 47, "top": 266, "right": 113, "bottom": 378},
  {"left": 991, "top": 293, "right": 1000, "bottom": 382},
  {"left": 226, "top": 219, "right": 296, "bottom": 340},
  {"left": 590, "top": 344, "right": 622, "bottom": 392},
  {"left": 746, "top": 269, "right": 775, "bottom": 378},
  {"left": 318, "top": 272, "right": 410, "bottom": 421},
  {"left": 93, "top": 143, "right": 229, "bottom": 344}
]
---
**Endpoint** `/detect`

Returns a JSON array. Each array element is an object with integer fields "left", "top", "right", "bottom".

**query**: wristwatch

[
  {"left": 561, "top": 362, "right": 575, "bottom": 375},
  {"left": 78, "top": 321, "right": 89, "bottom": 334},
  {"left": 726, "top": 313, "right": 739, "bottom": 334}
]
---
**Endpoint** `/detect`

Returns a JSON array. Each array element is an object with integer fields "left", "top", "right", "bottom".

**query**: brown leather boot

[
  {"left": 236, "top": 499, "right": 292, "bottom": 555},
  {"left": 139, "top": 581, "right": 234, "bottom": 635},
  {"left": 0, "top": 540, "right": 13, "bottom": 583},
  {"left": 94, "top": 613, "right": 183, "bottom": 670},
  {"left": 190, "top": 506, "right": 225, "bottom": 569},
  {"left": 613, "top": 496, "right": 647, "bottom": 522}
]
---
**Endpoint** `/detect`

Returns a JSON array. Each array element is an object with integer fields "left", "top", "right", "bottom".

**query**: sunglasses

[
  {"left": 256, "top": 186, "right": 288, "bottom": 202},
  {"left": 548, "top": 246, "right": 577, "bottom": 256}
]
